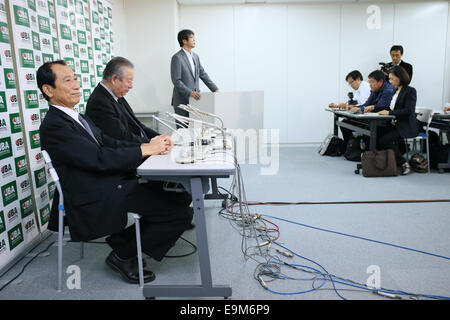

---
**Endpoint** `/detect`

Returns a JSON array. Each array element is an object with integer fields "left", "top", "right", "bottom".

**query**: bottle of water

[{"left": 360, "top": 138, "right": 366, "bottom": 150}]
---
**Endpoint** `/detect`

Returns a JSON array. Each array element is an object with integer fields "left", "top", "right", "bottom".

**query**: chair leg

[
  {"left": 131, "top": 213, "right": 144, "bottom": 288},
  {"left": 426, "top": 137, "right": 430, "bottom": 173},
  {"left": 57, "top": 213, "right": 64, "bottom": 292}
]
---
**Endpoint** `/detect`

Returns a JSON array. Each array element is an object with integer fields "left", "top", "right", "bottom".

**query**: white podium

[{"left": 189, "top": 91, "right": 264, "bottom": 131}]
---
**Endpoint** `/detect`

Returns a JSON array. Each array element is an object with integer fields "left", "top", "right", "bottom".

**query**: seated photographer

[
  {"left": 377, "top": 66, "right": 417, "bottom": 175},
  {"left": 380, "top": 45, "right": 413, "bottom": 81},
  {"left": 341, "top": 70, "right": 395, "bottom": 146},
  {"left": 329, "top": 70, "right": 370, "bottom": 109}
]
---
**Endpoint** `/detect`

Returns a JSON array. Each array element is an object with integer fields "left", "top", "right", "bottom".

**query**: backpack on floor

[
  {"left": 344, "top": 137, "right": 363, "bottom": 162},
  {"left": 318, "top": 134, "right": 345, "bottom": 157},
  {"left": 410, "top": 153, "right": 428, "bottom": 173}
]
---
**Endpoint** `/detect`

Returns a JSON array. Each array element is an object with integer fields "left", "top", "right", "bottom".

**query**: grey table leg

[
  {"left": 334, "top": 113, "right": 338, "bottom": 136},
  {"left": 142, "top": 177, "right": 232, "bottom": 298},
  {"left": 369, "top": 120, "right": 378, "bottom": 151},
  {"left": 204, "top": 177, "right": 227, "bottom": 200}
]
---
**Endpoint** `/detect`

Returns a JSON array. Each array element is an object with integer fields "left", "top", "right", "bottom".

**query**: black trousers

[
  {"left": 110, "top": 180, "right": 193, "bottom": 261},
  {"left": 378, "top": 127, "right": 406, "bottom": 167}
]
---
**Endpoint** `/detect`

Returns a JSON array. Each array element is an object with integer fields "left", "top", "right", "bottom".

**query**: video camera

[
  {"left": 379, "top": 62, "right": 394, "bottom": 74},
  {"left": 347, "top": 92, "right": 358, "bottom": 106}
]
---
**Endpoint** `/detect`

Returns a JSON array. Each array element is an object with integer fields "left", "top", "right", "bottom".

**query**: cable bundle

[{"left": 218, "top": 141, "right": 450, "bottom": 299}]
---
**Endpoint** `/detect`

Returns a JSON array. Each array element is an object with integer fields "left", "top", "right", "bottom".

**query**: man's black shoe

[
  {"left": 105, "top": 236, "right": 147, "bottom": 268},
  {"left": 105, "top": 251, "right": 155, "bottom": 284}
]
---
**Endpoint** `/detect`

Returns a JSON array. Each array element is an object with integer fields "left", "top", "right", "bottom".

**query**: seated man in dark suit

[
  {"left": 86, "top": 56, "right": 194, "bottom": 230},
  {"left": 85, "top": 56, "right": 159, "bottom": 143},
  {"left": 341, "top": 70, "right": 396, "bottom": 146},
  {"left": 38, "top": 60, "right": 192, "bottom": 284}
]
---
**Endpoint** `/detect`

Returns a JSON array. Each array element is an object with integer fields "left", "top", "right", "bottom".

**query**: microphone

[
  {"left": 175, "top": 104, "right": 207, "bottom": 122},
  {"left": 186, "top": 104, "right": 224, "bottom": 129},
  {"left": 166, "top": 112, "right": 230, "bottom": 150},
  {"left": 151, "top": 115, "right": 193, "bottom": 146}
]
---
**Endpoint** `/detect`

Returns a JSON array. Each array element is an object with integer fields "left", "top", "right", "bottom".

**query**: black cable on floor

[{"left": 0, "top": 240, "right": 56, "bottom": 292}]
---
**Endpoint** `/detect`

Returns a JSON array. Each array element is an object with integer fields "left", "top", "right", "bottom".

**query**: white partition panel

[
  {"left": 393, "top": 2, "right": 448, "bottom": 109},
  {"left": 233, "top": 4, "right": 287, "bottom": 142},
  {"left": 286, "top": 4, "right": 340, "bottom": 143},
  {"left": 339, "top": 3, "right": 394, "bottom": 103}
]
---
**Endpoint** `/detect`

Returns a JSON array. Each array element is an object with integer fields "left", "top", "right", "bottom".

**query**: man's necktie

[
  {"left": 118, "top": 98, "right": 148, "bottom": 141},
  {"left": 78, "top": 114, "right": 99, "bottom": 145}
]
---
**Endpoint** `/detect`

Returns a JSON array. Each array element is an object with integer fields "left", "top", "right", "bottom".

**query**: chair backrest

[
  {"left": 416, "top": 108, "right": 433, "bottom": 130},
  {"left": 42, "top": 150, "right": 64, "bottom": 206}
]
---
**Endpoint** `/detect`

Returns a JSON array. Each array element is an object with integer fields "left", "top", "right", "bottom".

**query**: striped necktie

[{"left": 78, "top": 114, "right": 99, "bottom": 145}]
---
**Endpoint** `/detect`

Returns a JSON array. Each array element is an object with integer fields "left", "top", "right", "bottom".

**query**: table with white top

[{"left": 136, "top": 146, "right": 235, "bottom": 298}]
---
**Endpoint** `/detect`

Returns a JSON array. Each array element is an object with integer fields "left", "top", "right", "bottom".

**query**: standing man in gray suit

[{"left": 171, "top": 29, "right": 219, "bottom": 118}]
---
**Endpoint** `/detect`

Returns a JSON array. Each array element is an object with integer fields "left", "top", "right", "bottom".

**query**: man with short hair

[
  {"left": 38, "top": 60, "right": 192, "bottom": 284},
  {"left": 86, "top": 56, "right": 159, "bottom": 143},
  {"left": 341, "top": 70, "right": 395, "bottom": 146},
  {"left": 350, "top": 70, "right": 395, "bottom": 113},
  {"left": 329, "top": 70, "right": 370, "bottom": 109},
  {"left": 171, "top": 29, "right": 219, "bottom": 118},
  {"left": 385, "top": 45, "right": 413, "bottom": 81},
  {"left": 87, "top": 56, "right": 194, "bottom": 231}
]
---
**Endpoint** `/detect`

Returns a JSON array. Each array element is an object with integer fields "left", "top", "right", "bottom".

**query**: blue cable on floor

[
  {"left": 263, "top": 214, "right": 450, "bottom": 261},
  {"left": 270, "top": 241, "right": 450, "bottom": 300}
]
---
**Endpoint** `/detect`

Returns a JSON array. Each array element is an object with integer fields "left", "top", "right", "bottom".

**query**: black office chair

[{"left": 41, "top": 150, "right": 145, "bottom": 291}]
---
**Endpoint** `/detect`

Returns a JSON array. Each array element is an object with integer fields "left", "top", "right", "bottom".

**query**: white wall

[
  {"left": 113, "top": 1, "right": 450, "bottom": 143},
  {"left": 178, "top": 1, "right": 449, "bottom": 143},
  {"left": 117, "top": 0, "right": 179, "bottom": 114}
]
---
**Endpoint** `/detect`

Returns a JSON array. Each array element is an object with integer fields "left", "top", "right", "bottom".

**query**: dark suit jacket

[
  {"left": 85, "top": 83, "right": 159, "bottom": 143},
  {"left": 40, "top": 106, "right": 143, "bottom": 241},
  {"left": 359, "top": 81, "right": 396, "bottom": 112},
  {"left": 399, "top": 60, "right": 413, "bottom": 81},
  {"left": 388, "top": 85, "right": 418, "bottom": 138}
]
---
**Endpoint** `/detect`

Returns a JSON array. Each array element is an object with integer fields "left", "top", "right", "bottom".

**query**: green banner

[
  {"left": 20, "top": 196, "right": 34, "bottom": 219},
  {"left": 9, "top": 113, "right": 22, "bottom": 134},
  {"left": 15, "top": 155, "right": 28, "bottom": 177},
  {"left": 34, "top": 167, "right": 47, "bottom": 188},
  {"left": 0, "top": 137, "right": 13, "bottom": 161},
  {"left": 7, "top": 223, "right": 24, "bottom": 251},
  {"left": 13, "top": 5, "right": 30, "bottom": 27},
  {"left": 2, "top": 181, "right": 18, "bottom": 207}
]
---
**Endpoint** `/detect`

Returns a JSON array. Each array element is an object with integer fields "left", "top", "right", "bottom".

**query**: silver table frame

[{"left": 136, "top": 154, "right": 235, "bottom": 298}]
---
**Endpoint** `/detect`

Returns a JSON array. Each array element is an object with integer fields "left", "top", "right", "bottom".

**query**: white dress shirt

[
  {"left": 389, "top": 92, "right": 399, "bottom": 110},
  {"left": 53, "top": 105, "right": 83, "bottom": 127},
  {"left": 355, "top": 80, "right": 371, "bottom": 105},
  {"left": 182, "top": 48, "right": 196, "bottom": 76}
]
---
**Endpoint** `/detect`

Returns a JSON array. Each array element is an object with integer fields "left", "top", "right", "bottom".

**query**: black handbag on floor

[{"left": 361, "top": 149, "right": 398, "bottom": 177}]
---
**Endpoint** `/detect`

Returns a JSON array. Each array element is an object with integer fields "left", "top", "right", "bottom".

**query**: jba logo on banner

[
  {"left": 13, "top": 5, "right": 30, "bottom": 27},
  {"left": 8, "top": 223, "right": 24, "bottom": 251},
  {"left": 20, "top": 195, "right": 34, "bottom": 219},
  {"left": 2, "top": 181, "right": 18, "bottom": 207},
  {"left": 0, "top": 137, "right": 12, "bottom": 161},
  {"left": 19, "top": 49, "right": 35, "bottom": 68},
  {"left": 24, "top": 90, "right": 39, "bottom": 109}
]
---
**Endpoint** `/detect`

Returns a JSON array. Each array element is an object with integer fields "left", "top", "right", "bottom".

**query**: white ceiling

[{"left": 177, "top": 0, "right": 433, "bottom": 4}]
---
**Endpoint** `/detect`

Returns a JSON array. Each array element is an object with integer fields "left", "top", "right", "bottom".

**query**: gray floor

[{"left": 0, "top": 146, "right": 449, "bottom": 300}]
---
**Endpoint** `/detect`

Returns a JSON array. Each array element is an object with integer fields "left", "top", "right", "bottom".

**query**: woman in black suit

[{"left": 377, "top": 66, "right": 418, "bottom": 175}]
